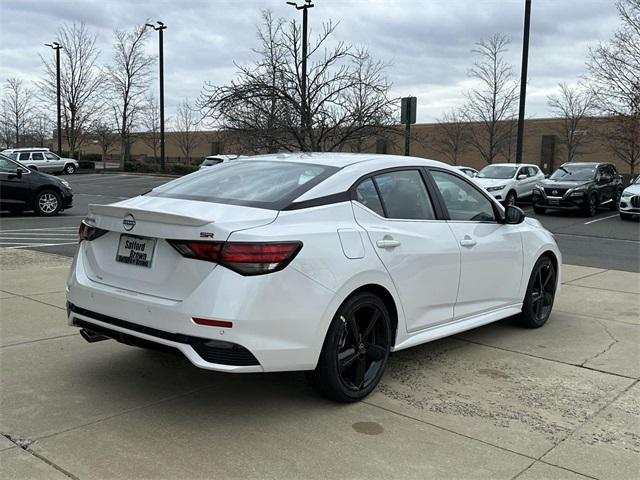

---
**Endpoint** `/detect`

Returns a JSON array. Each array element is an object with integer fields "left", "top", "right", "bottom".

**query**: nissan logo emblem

[
  {"left": 123, "top": 213, "right": 136, "bottom": 231},
  {"left": 552, "top": 190, "right": 558, "bottom": 196}
]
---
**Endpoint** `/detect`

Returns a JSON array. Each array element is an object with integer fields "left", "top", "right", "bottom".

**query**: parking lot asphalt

[
  {"left": 1, "top": 250, "right": 638, "bottom": 479},
  {"left": 1, "top": 172, "right": 638, "bottom": 271}
]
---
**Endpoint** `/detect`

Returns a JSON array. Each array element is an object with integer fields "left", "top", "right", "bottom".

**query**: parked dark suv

[
  {"left": 532, "top": 162, "right": 623, "bottom": 217},
  {"left": 0, "top": 153, "right": 73, "bottom": 216}
]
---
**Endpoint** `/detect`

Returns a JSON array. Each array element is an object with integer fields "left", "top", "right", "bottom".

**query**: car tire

[
  {"left": 620, "top": 212, "right": 633, "bottom": 220},
  {"left": 533, "top": 206, "right": 546, "bottom": 214},
  {"left": 517, "top": 255, "right": 557, "bottom": 328},
  {"left": 610, "top": 189, "right": 622, "bottom": 210},
  {"left": 583, "top": 193, "right": 598, "bottom": 217},
  {"left": 306, "top": 292, "right": 392, "bottom": 403},
  {"left": 34, "top": 189, "right": 62, "bottom": 216},
  {"left": 64, "top": 163, "right": 76, "bottom": 175},
  {"left": 505, "top": 191, "right": 517, "bottom": 206}
]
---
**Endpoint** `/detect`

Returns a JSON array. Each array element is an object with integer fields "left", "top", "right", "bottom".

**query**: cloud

[{"left": 0, "top": 0, "right": 619, "bottom": 123}]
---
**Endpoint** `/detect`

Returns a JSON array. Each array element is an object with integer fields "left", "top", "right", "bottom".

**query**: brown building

[{"left": 63, "top": 116, "right": 636, "bottom": 176}]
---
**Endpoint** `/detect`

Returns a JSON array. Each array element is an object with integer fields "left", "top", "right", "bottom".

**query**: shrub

[
  {"left": 124, "top": 162, "right": 156, "bottom": 173},
  {"left": 80, "top": 153, "right": 103, "bottom": 162},
  {"left": 170, "top": 164, "right": 198, "bottom": 175},
  {"left": 78, "top": 160, "right": 95, "bottom": 169}
]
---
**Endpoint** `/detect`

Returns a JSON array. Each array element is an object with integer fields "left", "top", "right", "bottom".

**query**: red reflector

[{"left": 192, "top": 317, "right": 233, "bottom": 328}]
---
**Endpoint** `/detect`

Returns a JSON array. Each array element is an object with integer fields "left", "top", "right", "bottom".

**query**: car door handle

[
  {"left": 460, "top": 237, "right": 477, "bottom": 247},
  {"left": 376, "top": 239, "right": 401, "bottom": 249}
]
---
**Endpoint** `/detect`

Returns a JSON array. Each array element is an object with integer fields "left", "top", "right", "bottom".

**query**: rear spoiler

[{"left": 88, "top": 204, "right": 212, "bottom": 227}]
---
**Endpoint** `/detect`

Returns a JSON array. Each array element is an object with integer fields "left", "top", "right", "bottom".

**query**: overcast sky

[{"left": 0, "top": 0, "right": 620, "bottom": 124}]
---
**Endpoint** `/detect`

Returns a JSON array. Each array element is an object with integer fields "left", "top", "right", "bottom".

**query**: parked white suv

[
  {"left": 475, "top": 163, "right": 544, "bottom": 205},
  {"left": 1, "top": 148, "right": 79, "bottom": 174}
]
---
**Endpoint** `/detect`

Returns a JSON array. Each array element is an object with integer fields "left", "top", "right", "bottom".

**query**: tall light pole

[
  {"left": 287, "top": 0, "right": 314, "bottom": 149},
  {"left": 515, "top": 0, "right": 532, "bottom": 164},
  {"left": 146, "top": 21, "right": 167, "bottom": 171},
  {"left": 45, "top": 42, "right": 63, "bottom": 156}
]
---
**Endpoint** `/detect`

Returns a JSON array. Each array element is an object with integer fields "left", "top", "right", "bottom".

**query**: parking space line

[{"left": 584, "top": 214, "right": 619, "bottom": 225}]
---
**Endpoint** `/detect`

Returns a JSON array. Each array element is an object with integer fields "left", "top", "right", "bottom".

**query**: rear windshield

[
  {"left": 201, "top": 158, "right": 221, "bottom": 166},
  {"left": 149, "top": 160, "right": 338, "bottom": 209}
]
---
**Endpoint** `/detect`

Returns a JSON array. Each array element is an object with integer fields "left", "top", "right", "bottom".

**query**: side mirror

[
  {"left": 16, "top": 168, "right": 22, "bottom": 179},
  {"left": 517, "top": 174, "right": 527, "bottom": 180},
  {"left": 504, "top": 205, "right": 525, "bottom": 225}
]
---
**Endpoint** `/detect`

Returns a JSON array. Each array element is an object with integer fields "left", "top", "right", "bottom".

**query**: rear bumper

[{"left": 66, "top": 244, "right": 337, "bottom": 373}]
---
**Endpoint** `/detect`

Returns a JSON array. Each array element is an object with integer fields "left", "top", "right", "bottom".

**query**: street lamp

[
  {"left": 515, "top": 0, "right": 532, "bottom": 164},
  {"left": 286, "top": 0, "right": 314, "bottom": 145},
  {"left": 45, "top": 42, "right": 63, "bottom": 156},
  {"left": 146, "top": 21, "right": 167, "bottom": 171}
]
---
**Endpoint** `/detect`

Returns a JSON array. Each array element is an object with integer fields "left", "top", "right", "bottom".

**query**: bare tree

[
  {"left": 1, "top": 78, "right": 35, "bottom": 147},
  {"left": 463, "top": 34, "right": 519, "bottom": 164},
  {"left": 27, "top": 112, "right": 54, "bottom": 148},
  {"left": 430, "top": 108, "right": 470, "bottom": 165},
  {"left": 106, "top": 24, "right": 154, "bottom": 168},
  {"left": 38, "top": 23, "right": 104, "bottom": 157},
  {"left": 174, "top": 99, "right": 202, "bottom": 162},
  {"left": 547, "top": 83, "right": 595, "bottom": 163},
  {"left": 586, "top": 0, "right": 640, "bottom": 174},
  {"left": 91, "top": 115, "right": 119, "bottom": 162},
  {"left": 139, "top": 94, "right": 161, "bottom": 161},
  {"left": 199, "top": 11, "right": 397, "bottom": 153}
]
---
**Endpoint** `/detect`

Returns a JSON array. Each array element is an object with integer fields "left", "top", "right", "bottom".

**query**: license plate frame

[{"left": 116, "top": 234, "right": 157, "bottom": 268}]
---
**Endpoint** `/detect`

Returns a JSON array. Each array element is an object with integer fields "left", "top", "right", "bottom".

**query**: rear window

[
  {"left": 201, "top": 158, "right": 222, "bottom": 166},
  {"left": 149, "top": 160, "right": 338, "bottom": 209}
]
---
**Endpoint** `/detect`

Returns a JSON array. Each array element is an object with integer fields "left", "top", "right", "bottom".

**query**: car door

[
  {"left": 45, "top": 152, "right": 64, "bottom": 172},
  {"left": 596, "top": 165, "right": 614, "bottom": 202},
  {"left": 0, "top": 156, "right": 31, "bottom": 208},
  {"left": 30, "top": 152, "right": 50, "bottom": 171},
  {"left": 351, "top": 169, "right": 461, "bottom": 332},
  {"left": 17, "top": 152, "right": 32, "bottom": 169},
  {"left": 515, "top": 166, "right": 534, "bottom": 198},
  {"left": 429, "top": 169, "right": 524, "bottom": 319}
]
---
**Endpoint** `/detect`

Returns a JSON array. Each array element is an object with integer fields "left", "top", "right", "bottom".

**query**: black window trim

[
  {"left": 348, "top": 166, "right": 444, "bottom": 221},
  {"left": 425, "top": 167, "right": 505, "bottom": 224}
]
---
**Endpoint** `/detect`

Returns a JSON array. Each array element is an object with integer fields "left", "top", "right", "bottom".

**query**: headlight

[
  {"left": 60, "top": 179, "right": 70, "bottom": 188},
  {"left": 622, "top": 191, "right": 633, "bottom": 198},
  {"left": 486, "top": 185, "right": 506, "bottom": 192}
]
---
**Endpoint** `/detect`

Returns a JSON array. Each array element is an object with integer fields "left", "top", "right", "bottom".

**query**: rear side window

[
  {"left": 150, "top": 160, "right": 338, "bottom": 209},
  {"left": 18, "top": 153, "right": 29, "bottom": 161},
  {"left": 375, "top": 170, "right": 435, "bottom": 220},
  {"left": 32, "top": 152, "right": 44, "bottom": 160},
  {"left": 355, "top": 178, "right": 384, "bottom": 216}
]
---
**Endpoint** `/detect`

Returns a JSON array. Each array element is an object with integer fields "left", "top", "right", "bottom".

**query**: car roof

[
  {"left": 483, "top": 163, "right": 538, "bottom": 168},
  {"left": 243, "top": 152, "right": 449, "bottom": 169},
  {"left": 2, "top": 147, "right": 50, "bottom": 152},
  {"left": 561, "top": 162, "right": 607, "bottom": 166}
]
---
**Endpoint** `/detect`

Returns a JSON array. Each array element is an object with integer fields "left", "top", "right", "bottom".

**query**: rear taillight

[
  {"left": 168, "top": 240, "right": 302, "bottom": 276},
  {"left": 78, "top": 220, "right": 108, "bottom": 243}
]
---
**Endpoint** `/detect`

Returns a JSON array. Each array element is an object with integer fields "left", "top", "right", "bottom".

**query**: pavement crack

[
  {"left": 580, "top": 320, "right": 619, "bottom": 367},
  {"left": 2, "top": 433, "right": 34, "bottom": 449}
]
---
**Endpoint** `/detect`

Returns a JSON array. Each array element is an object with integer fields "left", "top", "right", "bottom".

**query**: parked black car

[
  {"left": 0, "top": 153, "right": 73, "bottom": 216},
  {"left": 532, "top": 162, "right": 623, "bottom": 217}
]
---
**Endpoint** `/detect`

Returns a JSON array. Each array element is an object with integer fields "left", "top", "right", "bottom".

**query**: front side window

[
  {"left": 431, "top": 170, "right": 496, "bottom": 222},
  {"left": 31, "top": 152, "right": 44, "bottom": 160},
  {"left": 0, "top": 156, "right": 16, "bottom": 173},
  {"left": 150, "top": 160, "right": 337, "bottom": 209},
  {"left": 374, "top": 170, "right": 435, "bottom": 220}
]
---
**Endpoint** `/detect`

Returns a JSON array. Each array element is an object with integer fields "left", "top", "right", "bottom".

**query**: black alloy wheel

[
  {"left": 610, "top": 189, "right": 622, "bottom": 211},
  {"left": 308, "top": 292, "right": 391, "bottom": 402},
  {"left": 518, "top": 256, "right": 557, "bottom": 328},
  {"left": 585, "top": 193, "right": 598, "bottom": 217}
]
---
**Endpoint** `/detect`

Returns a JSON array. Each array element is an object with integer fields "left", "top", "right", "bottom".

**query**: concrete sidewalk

[{"left": 0, "top": 250, "right": 638, "bottom": 479}]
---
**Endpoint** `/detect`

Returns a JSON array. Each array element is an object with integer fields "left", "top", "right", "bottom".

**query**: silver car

[{"left": 1, "top": 148, "right": 79, "bottom": 174}]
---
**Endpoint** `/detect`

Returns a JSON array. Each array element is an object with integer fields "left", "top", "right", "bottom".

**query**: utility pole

[
  {"left": 401, "top": 97, "right": 417, "bottom": 156},
  {"left": 146, "top": 21, "right": 167, "bottom": 171},
  {"left": 45, "top": 42, "right": 63, "bottom": 156},
  {"left": 286, "top": 0, "right": 314, "bottom": 150},
  {"left": 515, "top": 0, "right": 532, "bottom": 164}
]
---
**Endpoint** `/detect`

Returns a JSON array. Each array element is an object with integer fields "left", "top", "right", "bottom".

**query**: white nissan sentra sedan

[{"left": 67, "top": 153, "right": 561, "bottom": 402}]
